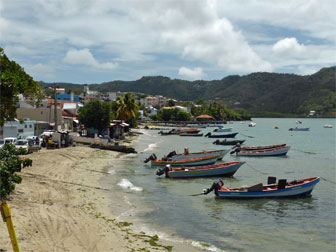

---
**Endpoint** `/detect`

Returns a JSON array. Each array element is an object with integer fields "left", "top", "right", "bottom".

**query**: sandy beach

[{"left": 0, "top": 145, "right": 197, "bottom": 252}]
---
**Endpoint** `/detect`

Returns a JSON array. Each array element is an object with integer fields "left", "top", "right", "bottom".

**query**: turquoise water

[{"left": 103, "top": 118, "right": 336, "bottom": 251}]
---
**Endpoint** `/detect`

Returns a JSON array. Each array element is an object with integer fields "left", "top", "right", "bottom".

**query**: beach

[{"left": 0, "top": 145, "right": 196, "bottom": 252}]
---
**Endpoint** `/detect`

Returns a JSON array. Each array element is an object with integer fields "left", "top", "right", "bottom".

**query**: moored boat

[
  {"left": 248, "top": 122, "right": 256, "bottom": 127},
  {"left": 324, "top": 124, "right": 333, "bottom": 128},
  {"left": 289, "top": 127, "right": 310, "bottom": 131},
  {"left": 159, "top": 128, "right": 201, "bottom": 135},
  {"left": 179, "top": 133, "right": 203, "bottom": 137},
  {"left": 232, "top": 145, "right": 290, "bottom": 156},
  {"left": 213, "top": 139, "right": 245, "bottom": 145},
  {"left": 156, "top": 161, "right": 245, "bottom": 178},
  {"left": 205, "top": 132, "right": 238, "bottom": 138},
  {"left": 239, "top": 143, "right": 286, "bottom": 151},
  {"left": 165, "top": 149, "right": 229, "bottom": 161},
  {"left": 203, "top": 177, "right": 320, "bottom": 198},
  {"left": 213, "top": 127, "right": 233, "bottom": 132},
  {"left": 145, "top": 154, "right": 220, "bottom": 167}
]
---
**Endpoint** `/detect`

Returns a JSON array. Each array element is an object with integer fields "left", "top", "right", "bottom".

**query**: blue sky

[{"left": 0, "top": 0, "right": 335, "bottom": 84}]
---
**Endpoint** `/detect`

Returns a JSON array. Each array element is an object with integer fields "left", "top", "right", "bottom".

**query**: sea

[{"left": 101, "top": 118, "right": 336, "bottom": 252}]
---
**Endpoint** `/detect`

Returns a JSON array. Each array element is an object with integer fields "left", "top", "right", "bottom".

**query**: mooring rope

[
  {"left": 292, "top": 149, "right": 316, "bottom": 155},
  {"left": 23, "top": 172, "right": 111, "bottom": 191},
  {"left": 240, "top": 133, "right": 255, "bottom": 138},
  {"left": 320, "top": 176, "right": 336, "bottom": 184},
  {"left": 245, "top": 162, "right": 268, "bottom": 175}
]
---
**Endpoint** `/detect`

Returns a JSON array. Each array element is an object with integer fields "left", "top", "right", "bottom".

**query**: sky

[{"left": 0, "top": 0, "right": 335, "bottom": 84}]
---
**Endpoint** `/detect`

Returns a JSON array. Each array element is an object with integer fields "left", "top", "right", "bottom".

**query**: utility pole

[{"left": 54, "top": 84, "right": 58, "bottom": 131}]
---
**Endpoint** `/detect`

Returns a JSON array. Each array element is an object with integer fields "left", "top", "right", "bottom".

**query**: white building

[
  {"left": 108, "top": 91, "right": 123, "bottom": 101},
  {"left": 0, "top": 119, "right": 36, "bottom": 139}
]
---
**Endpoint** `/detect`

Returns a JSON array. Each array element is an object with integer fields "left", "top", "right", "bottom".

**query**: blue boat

[
  {"left": 203, "top": 177, "right": 320, "bottom": 198},
  {"left": 156, "top": 161, "right": 245, "bottom": 178}
]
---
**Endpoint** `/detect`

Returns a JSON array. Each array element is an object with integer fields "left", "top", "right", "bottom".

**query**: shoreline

[{"left": 0, "top": 144, "right": 202, "bottom": 251}]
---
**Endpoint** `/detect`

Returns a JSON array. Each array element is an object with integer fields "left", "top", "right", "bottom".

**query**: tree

[
  {"left": 77, "top": 99, "right": 111, "bottom": 135},
  {"left": 175, "top": 110, "right": 191, "bottom": 121},
  {"left": 0, "top": 48, "right": 42, "bottom": 126},
  {"left": 167, "top": 99, "right": 176, "bottom": 107},
  {"left": 116, "top": 93, "right": 139, "bottom": 127},
  {"left": 0, "top": 144, "right": 32, "bottom": 200}
]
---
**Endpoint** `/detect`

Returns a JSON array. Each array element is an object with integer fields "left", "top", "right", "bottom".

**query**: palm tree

[{"left": 116, "top": 93, "right": 139, "bottom": 126}]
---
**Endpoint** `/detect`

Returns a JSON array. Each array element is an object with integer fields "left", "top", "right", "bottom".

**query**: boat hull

[
  {"left": 179, "top": 133, "right": 203, "bottom": 137},
  {"left": 239, "top": 143, "right": 286, "bottom": 151},
  {"left": 289, "top": 127, "right": 310, "bottom": 131},
  {"left": 167, "top": 161, "right": 245, "bottom": 178},
  {"left": 213, "top": 140, "right": 245, "bottom": 145},
  {"left": 214, "top": 128, "right": 232, "bottom": 132},
  {"left": 236, "top": 146, "right": 290, "bottom": 156},
  {"left": 151, "top": 155, "right": 219, "bottom": 167},
  {"left": 207, "top": 132, "right": 238, "bottom": 138},
  {"left": 216, "top": 178, "right": 320, "bottom": 198},
  {"left": 171, "top": 150, "right": 229, "bottom": 161}
]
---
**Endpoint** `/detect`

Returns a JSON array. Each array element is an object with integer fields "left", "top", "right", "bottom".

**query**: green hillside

[{"left": 40, "top": 66, "right": 336, "bottom": 116}]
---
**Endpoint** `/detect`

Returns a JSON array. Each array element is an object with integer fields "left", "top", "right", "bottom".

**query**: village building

[
  {"left": 108, "top": 120, "right": 130, "bottom": 139},
  {"left": 0, "top": 119, "right": 36, "bottom": 139}
]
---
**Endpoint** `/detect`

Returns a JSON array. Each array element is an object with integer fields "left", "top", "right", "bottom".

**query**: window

[
  {"left": 29, "top": 125, "right": 32, "bottom": 128},
  {"left": 25, "top": 125, "right": 27, "bottom": 128}
]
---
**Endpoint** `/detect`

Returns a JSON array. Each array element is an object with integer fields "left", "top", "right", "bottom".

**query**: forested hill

[{"left": 40, "top": 66, "right": 336, "bottom": 116}]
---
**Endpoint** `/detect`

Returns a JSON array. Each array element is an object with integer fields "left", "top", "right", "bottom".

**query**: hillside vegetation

[{"left": 40, "top": 66, "right": 336, "bottom": 116}]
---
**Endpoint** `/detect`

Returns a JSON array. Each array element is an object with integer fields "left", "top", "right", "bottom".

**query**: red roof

[{"left": 196, "top": 115, "right": 214, "bottom": 119}]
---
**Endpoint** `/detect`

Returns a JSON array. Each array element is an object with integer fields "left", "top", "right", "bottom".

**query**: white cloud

[
  {"left": 272, "top": 38, "right": 306, "bottom": 57},
  {"left": 132, "top": 1, "right": 272, "bottom": 73},
  {"left": 217, "top": 0, "right": 336, "bottom": 43},
  {"left": 178, "top": 67, "right": 205, "bottom": 80},
  {"left": 25, "top": 63, "right": 55, "bottom": 80},
  {"left": 0, "top": 0, "right": 334, "bottom": 82},
  {"left": 63, "top": 48, "right": 118, "bottom": 70}
]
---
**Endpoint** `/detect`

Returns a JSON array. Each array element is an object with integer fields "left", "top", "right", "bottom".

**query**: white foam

[
  {"left": 191, "top": 241, "right": 226, "bottom": 252},
  {"left": 144, "top": 143, "right": 158, "bottom": 152},
  {"left": 118, "top": 178, "right": 143, "bottom": 192}
]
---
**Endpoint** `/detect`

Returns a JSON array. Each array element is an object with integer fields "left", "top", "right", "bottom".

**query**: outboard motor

[
  {"left": 166, "top": 150, "right": 176, "bottom": 158},
  {"left": 205, "top": 132, "right": 211, "bottom": 137},
  {"left": 203, "top": 179, "right": 224, "bottom": 196},
  {"left": 156, "top": 165, "right": 170, "bottom": 177},
  {"left": 213, "top": 140, "right": 219, "bottom": 145},
  {"left": 230, "top": 144, "right": 241, "bottom": 155},
  {"left": 158, "top": 131, "right": 162, "bottom": 135},
  {"left": 144, "top": 153, "right": 157, "bottom": 163}
]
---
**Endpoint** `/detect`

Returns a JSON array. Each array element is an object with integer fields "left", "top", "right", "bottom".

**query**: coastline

[{"left": 0, "top": 143, "right": 203, "bottom": 251}]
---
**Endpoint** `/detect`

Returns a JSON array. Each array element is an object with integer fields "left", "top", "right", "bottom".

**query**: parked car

[
  {"left": 4, "top": 137, "right": 17, "bottom": 145},
  {"left": 0, "top": 139, "right": 4, "bottom": 149},
  {"left": 15, "top": 139, "right": 29, "bottom": 151}
]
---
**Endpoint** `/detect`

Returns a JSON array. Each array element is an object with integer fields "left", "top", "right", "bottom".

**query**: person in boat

[{"left": 184, "top": 147, "right": 189, "bottom": 155}]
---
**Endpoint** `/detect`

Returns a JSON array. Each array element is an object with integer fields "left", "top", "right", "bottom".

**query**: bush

[{"left": 0, "top": 144, "right": 32, "bottom": 200}]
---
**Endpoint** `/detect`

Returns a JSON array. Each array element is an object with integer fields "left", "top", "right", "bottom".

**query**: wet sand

[{"left": 0, "top": 145, "right": 198, "bottom": 251}]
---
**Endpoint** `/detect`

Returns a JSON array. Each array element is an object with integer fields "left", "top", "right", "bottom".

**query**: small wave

[
  {"left": 118, "top": 179, "right": 143, "bottom": 192},
  {"left": 144, "top": 143, "right": 159, "bottom": 152},
  {"left": 191, "top": 241, "right": 226, "bottom": 252}
]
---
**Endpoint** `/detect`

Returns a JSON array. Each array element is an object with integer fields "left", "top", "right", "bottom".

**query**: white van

[{"left": 4, "top": 137, "right": 17, "bottom": 145}]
